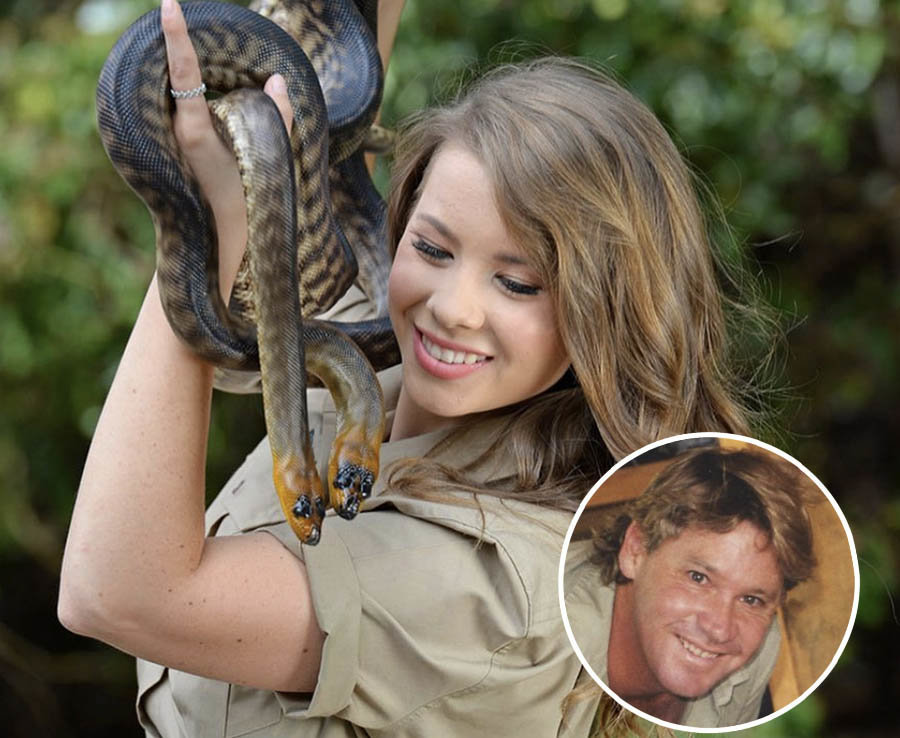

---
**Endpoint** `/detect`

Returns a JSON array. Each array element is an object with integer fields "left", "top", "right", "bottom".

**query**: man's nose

[
  {"left": 698, "top": 595, "right": 738, "bottom": 644},
  {"left": 425, "top": 270, "right": 485, "bottom": 331}
]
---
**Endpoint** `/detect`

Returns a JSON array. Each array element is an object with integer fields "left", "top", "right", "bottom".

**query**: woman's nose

[{"left": 425, "top": 271, "right": 485, "bottom": 331}]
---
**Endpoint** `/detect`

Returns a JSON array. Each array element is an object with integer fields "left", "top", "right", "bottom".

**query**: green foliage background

[{"left": 0, "top": 0, "right": 897, "bottom": 734}]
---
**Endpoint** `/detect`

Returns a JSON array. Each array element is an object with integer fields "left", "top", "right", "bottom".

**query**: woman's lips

[
  {"left": 420, "top": 331, "right": 488, "bottom": 365},
  {"left": 412, "top": 328, "right": 492, "bottom": 380}
]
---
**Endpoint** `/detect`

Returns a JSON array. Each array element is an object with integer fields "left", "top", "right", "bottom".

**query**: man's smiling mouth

[{"left": 678, "top": 636, "right": 721, "bottom": 660}]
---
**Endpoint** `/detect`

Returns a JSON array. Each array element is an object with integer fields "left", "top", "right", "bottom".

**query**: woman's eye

[
  {"left": 412, "top": 239, "right": 451, "bottom": 261},
  {"left": 498, "top": 276, "right": 541, "bottom": 296},
  {"left": 688, "top": 570, "right": 707, "bottom": 584}
]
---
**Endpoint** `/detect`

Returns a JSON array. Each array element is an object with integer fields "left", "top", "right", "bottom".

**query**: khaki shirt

[
  {"left": 563, "top": 540, "right": 781, "bottom": 729},
  {"left": 136, "top": 364, "right": 596, "bottom": 737}
]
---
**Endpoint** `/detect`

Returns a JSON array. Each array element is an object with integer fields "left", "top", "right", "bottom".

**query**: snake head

[
  {"left": 327, "top": 423, "right": 381, "bottom": 520},
  {"left": 286, "top": 491, "right": 325, "bottom": 545},
  {"left": 291, "top": 497, "right": 321, "bottom": 545},
  {"left": 274, "top": 451, "right": 325, "bottom": 545},
  {"left": 330, "top": 461, "right": 376, "bottom": 520}
]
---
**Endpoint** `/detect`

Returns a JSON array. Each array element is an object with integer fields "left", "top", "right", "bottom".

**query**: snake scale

[{"left": 97, "top": 0, "right": 400, "bottom": 544}]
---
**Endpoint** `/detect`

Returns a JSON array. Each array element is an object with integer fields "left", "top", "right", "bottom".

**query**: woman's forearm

[
  {"left": 58, "top": 272, "right": 324, "bottom": 693},
  {"left": 59, "top": 0, "right": 255, "bottom": 634},
  {"left": 57, "top": 3, "right": 325, "bottom": 690},
  {"left": 58, "top": 276, "right": 216, "bottom": 634}
]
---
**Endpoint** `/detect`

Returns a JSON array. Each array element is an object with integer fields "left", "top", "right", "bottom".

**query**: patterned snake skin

[{"left": 96, "top": 0, "right": 400, "bottom": 544}]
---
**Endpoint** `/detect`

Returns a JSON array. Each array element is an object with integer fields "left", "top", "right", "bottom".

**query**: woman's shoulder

[{"left": 207, "top": 437, "right": 570, "bottom": 630}]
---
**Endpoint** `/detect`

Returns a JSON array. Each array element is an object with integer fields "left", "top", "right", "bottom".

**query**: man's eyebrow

[
  {"left": 686, "top": 556, "right": 718, "bottom": 575},
  {"left": 686, "top": 556, "right": 780, "bottom": 600}
]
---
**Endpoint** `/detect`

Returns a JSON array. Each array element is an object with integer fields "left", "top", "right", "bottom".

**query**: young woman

[{"left": 59, "top": 0, "right": 773, "bottom": 735}]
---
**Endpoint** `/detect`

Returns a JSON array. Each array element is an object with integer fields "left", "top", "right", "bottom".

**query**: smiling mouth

[
  {"left": 420, "top": 332, "right": 489, "bottom": 365},
  {"left": 678, "top": 636, "right": 721, "bottom": 660}
]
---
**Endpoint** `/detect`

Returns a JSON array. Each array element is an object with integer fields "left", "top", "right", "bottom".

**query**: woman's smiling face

[{"left": 387, "top": 143, "right": 570, "bottom": 438}]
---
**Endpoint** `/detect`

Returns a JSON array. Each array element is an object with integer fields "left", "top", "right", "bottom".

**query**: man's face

[{"left": 619, "top": 520, "right": 783, "bottom": 700}]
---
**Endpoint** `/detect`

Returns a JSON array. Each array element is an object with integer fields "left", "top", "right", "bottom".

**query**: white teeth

[
  {"left": 421, "top": 334, "right": 486, "bottom": 365},
  {"left": 679, "top": 637, "right": 718, "bottom": 659}
]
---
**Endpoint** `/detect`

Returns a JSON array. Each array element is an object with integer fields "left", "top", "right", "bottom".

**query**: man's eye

[
  {"left": 498, "top": 276, "right": 541, "bottom": 296},
  {"left": 741, "top": 595, "right": 764, "bottom": 607},
  {"left": 412, "top": 239, "right": 451, "bottom": 260},
  {"left": 688, "top": 570, "right": 707, "bottom": 584}
]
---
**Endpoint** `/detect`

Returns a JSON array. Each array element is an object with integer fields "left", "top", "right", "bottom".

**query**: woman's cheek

[
  {"left": 515, "top": 301, "right": 569, "bottom": 377},
  {"left": 387, "top": 243, "right": 423, "bottom": 333}
]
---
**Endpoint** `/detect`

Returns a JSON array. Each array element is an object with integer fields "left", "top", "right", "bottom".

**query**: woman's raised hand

[{"left": 159, "top": 0, "right": 294, "bottom": 296}]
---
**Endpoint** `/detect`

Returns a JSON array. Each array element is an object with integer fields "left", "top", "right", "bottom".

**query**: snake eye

[
  {"left": 315, "top": 497, "right": 327, "bottom": 518},
  {"left": 334, "top": 464, "right": 355, "bottom": 490},
  {"left": 292, "top": 495, "right": 312, "bottom": 519}
]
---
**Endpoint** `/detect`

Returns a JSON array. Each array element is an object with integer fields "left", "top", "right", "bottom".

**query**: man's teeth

[
  {"left": 679, "top": 637, "right": 718, "bottom": 659},
  {"left": 421, "top": 334, "right": 486, "bottom": 365}
]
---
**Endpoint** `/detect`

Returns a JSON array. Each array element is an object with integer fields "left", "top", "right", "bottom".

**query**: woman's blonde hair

[{"left": 385, "top": 56, "right": 779, "bottom": 511}]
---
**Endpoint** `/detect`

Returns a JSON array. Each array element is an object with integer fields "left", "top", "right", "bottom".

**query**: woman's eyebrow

[
  {"left": 414, "top": 213, "right": 459, "bottom": 246},
  {"left": 413, "top": 212, "right": 531, "bottom": 267},
  {"left": 495, "top": 252, "right": 529, "bottom": 266}
]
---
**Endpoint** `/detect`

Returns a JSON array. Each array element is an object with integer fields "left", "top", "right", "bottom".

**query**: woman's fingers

[
  {"left": 264, "top": 74, "right": 294, "bottom": 136},
  {"left": 159, "top": 0, "right": 247, "bottom": 295},
  {"left": 161, "top": 0, "right": 212, "bottom": 141},
  {"left": 162, "top": 0, "right": 293, "bottom": 138},
  {"left": 159, "top": 0, "right": 227, "bottom": 183},
  {"left": 157, "top": 0, "right": 293, "bottom": 298},
  {"left": 161, "top": 0, "right": 202, "bottom": 97}
]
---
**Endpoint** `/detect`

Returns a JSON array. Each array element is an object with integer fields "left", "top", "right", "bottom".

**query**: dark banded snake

[{"left": 96, "top": 0, "right": 399, "bottom": 544}]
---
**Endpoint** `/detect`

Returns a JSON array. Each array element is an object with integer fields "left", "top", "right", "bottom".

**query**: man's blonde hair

[{"left": 592, "top": 447, "right": 817, "bottom": 591}]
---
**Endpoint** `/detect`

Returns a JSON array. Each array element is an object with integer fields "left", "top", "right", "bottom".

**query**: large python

[{"left": 96, "top": 0, "right": 400, "bottom": 544}]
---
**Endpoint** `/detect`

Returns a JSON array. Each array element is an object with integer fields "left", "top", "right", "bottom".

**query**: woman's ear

[{"left": 618, "top": 520, "right": 647, "bottom": 580}]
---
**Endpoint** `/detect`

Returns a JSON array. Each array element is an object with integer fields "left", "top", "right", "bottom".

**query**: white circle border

[{"left": 556, "top": 431, "right": 860, "bottom": 733}]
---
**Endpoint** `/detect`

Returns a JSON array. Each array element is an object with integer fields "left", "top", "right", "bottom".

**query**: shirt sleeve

[
  {"left": 262, "top": 508, "right": 532, "bottom": 730},
  {"left": 204, "top": 393, "right": 575, "bottom": 735}
]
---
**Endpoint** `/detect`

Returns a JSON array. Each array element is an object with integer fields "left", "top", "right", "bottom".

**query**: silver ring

[{"left": 170, "top": 82, "right": 207, "bottom": 99}]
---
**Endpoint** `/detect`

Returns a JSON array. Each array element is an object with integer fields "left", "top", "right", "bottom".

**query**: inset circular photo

[{"left": 559, "top": 433, "right": 858, "bottom": 732}]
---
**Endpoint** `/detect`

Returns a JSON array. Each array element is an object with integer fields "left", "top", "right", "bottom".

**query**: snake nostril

[{"left": 305, "top": 525, "right": 321, "bottom": 546}]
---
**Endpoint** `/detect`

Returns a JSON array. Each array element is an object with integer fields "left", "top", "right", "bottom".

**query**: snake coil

[{"left": 97, "top": 0, "right": 399, "bottom": 544}]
